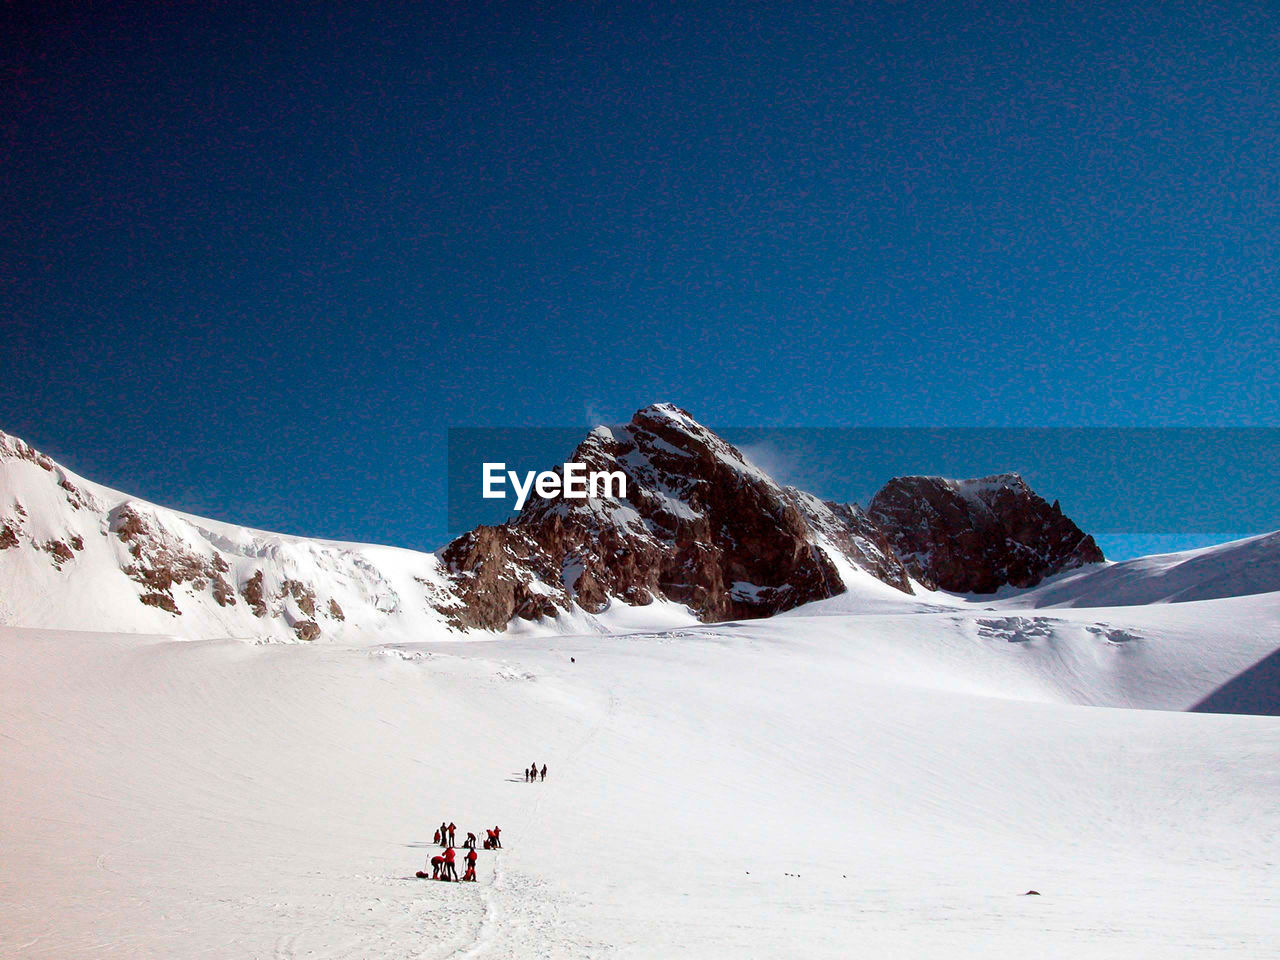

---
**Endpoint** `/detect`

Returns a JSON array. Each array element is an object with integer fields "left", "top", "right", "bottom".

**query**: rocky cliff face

[
  {"left": 441, "top": 404, "right": 912, "bottom": 629},
  {"left": 866, "top": 473, "right": 1105, "bottom": 594}
]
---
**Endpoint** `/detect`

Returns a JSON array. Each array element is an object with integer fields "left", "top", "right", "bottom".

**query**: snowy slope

[
  {"left": 3, "top": 597, "right": 1279, "bottom": 959},
  {"left": 0, "top": 430, "right": 471, "bottom": 641},
  {"left": 1003, "top": 531, "right": 1280, "bottom": 607}
]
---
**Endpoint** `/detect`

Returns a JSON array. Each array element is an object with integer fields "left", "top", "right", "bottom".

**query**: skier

[
  {"left": 443, "top": 845, "right": 458, "bottom": 880},
  {"left": 463, "top": 847, "right": 478, "bottom": 881},
  {"left": 540, "top": 764, "right": 547, "bottom": 782},
  {"left": 464, "top": 831, "right": 477, "bottom": 850},
  {"left": 447, "top": 822, "right": 457, "bottom": 847}
]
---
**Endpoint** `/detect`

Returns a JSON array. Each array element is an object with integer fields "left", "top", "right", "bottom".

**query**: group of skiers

[
  {"left": 418, "top": 821, "right": 502, "bottom": 882},
  {"left": 416, "top": 765, "right": 545, "bottom": 883}
]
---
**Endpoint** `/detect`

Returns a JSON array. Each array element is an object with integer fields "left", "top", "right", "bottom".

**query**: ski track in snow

[{"left": 452, "top": 683, "right": 619, "bottom": 959}]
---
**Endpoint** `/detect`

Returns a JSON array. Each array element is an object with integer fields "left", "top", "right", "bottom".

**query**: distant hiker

[
  {"left": 443, "top": 845, "right": 458, "bottom": 880},
  {"left": 483, "top": 833, "right": 494, "bottom": 850},
  {"left": 524, "top": 767, "right": 530, "bottom": 782},
  {"left": 570, "top": 657, "right": 575, "bottom": 663},
  {"left": 464, "top": 847, "right": 478, "bottom": 880},
  {"left": 433, "top": 828, "right": 441, "bottom": 845},
  {"left": 439, "top": 822, "right": 449, "bottom": 847},
  {"left": 540, "top": 764, "right": 547, "bottom": 781},
  {"left": 529, "top": 765, "right": 537, "bottom": 782},
  {"left": 464, "top": 831, "right": 477, "bottom": 850},
  {"left": 430, "top": 855, "right": 444, "bottom": 880},
  {"left": 447, "top": 822, "right": 457, "bottom": 847},
  {"left": 492, "top": 825, "right": 502, "bottom": 848}
]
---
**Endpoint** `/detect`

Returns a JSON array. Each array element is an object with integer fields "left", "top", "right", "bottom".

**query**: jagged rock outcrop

[
  {"left": 112, "top": 503, "right": 238, "bottom": 614},
  {"left": 441, "top": 403, "right": 914, "bottom": 629},
  {"left": 866, "top": 473, "right": 1105, "bottom": 594}
]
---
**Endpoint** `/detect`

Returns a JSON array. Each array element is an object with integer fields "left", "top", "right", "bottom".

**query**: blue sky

[{"left": 3, "top": 2, "right": 1278, "bottom": 554}]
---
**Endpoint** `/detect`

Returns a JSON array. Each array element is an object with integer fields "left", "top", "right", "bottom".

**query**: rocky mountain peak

[
  {"left": 866, "top": 472, "right": 1104, "bottom": 593},
  {"left": 442, "top": 406, "right": 914, "bottom": 629}
]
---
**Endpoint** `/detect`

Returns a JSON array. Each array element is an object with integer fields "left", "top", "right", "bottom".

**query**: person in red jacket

[
  {"left": 442, "top": 845, "right": 458, "bottom": 881},
  {"left": 433, "top": 828, "right": 441, "bottom": 846},
  {"left": 492, "top": 825, "right": 502, "bottom": 848},
  {"left": 464, "top": 831, "right": 476, "bottom": 850},
  {"left": 447, "top": 822, "right": 457, "bottom": 847},
  {"left": 463, "top": 847, "right": 478, "bottom": 881},
  {"left": 430, "top": 855, "right": 444, "bottom": 880}
]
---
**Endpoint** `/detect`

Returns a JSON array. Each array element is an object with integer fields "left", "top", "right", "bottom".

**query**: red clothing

[
  {"left": 466, "top": 849, "right": 477, "bottom": 864},
  {"left": 444, "top": 847, "right": 456, "bottom": 863}
]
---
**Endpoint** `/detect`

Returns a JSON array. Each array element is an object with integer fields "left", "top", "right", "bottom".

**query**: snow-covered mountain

[
  {"left": 0, "top": 404, "right": 1116, "bottom": 638},
  {"left": 14, "top": 403, "right": 1270, "bottom": 641},
  {"left": 0, "top": 430, "right": 464, "bottom": 641}
]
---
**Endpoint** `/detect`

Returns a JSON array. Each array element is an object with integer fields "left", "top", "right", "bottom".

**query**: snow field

[{"left": 3, "top": 599, "right": 1279, "bottom": 958}]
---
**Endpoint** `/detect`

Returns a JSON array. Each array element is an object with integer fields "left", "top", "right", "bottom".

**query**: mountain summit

[
  {"left": 441, "top": 403, "right": 910, "bottom": 629},
  {"left": 0, "top": 407, "right": 1104, "bottom": 638}
]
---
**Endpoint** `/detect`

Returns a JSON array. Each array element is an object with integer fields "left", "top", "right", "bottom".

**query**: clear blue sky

[{"left": 3, "top": 2, "right": 1278, "bottom": 553}]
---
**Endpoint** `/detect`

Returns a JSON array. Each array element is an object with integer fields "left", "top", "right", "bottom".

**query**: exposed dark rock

[
  {"left": 211, "top": 577, "right": 236, "bottom": 607},
  {"left": 0, "top": 433, "right": 55, "bottom": 471},
  {"left": 294, "top": 619, "right": 321, "bottom": 641},
  {"left": 867, "top": 474, "right": 1105, "bottom": 594},
  {"left": 328, "top": 598, "right": 345, "bottom": 620},
  {"left": 0, "top": 523, "right": 18, "bottom": 550},
  {"left": 43, "top": 539, "right": 74, "bottom": 567},
  {"left": 280, "top": 579, "right": 317, "bottom": 617},
  {"left": 241, "top": 571, "right": 267, "bottom": 617},
  {"left": 140, "top": 591, "right": 180, "bottom": 614},
  {"left": 112, "top": 503, "right": 236, "bottom": 612}
]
